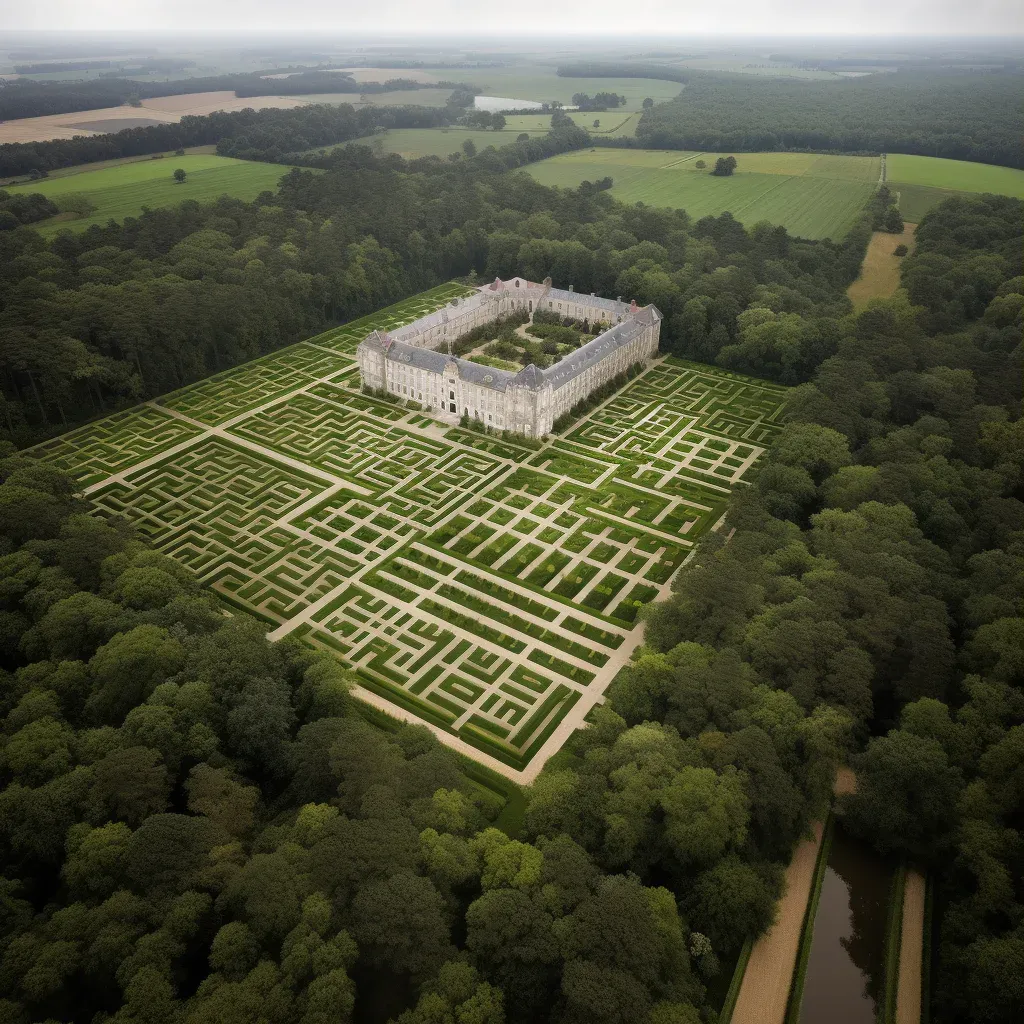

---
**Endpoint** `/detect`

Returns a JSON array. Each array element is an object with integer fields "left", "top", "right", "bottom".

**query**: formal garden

[{"left": 29, "top": 282, "right": 787, "bottom": 775}]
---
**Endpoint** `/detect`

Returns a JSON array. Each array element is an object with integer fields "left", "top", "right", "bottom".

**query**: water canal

[{"left": 797, "top": 822, "right": 893, "bottom": 1024}]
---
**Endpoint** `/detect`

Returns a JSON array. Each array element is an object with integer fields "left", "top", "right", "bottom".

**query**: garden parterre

[{"left": 28, "top": 284, "right": 787, "bottom": 779}]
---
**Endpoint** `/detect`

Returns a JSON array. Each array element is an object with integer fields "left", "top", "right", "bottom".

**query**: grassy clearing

[
  {"left": 894, "top": 184, "right": 963, "bottom": 222},
  {"left": 526, "top": 149, "right": 875, "bottom": 239},
  {"left": 8, "top": 154, "right": 294, "bottom": 233},
  {"left": 847, "top": 224, "right": 918, "bottom": 307},
  {"left": 888, "top": 153, "right": 1024, "bottom": 197}
]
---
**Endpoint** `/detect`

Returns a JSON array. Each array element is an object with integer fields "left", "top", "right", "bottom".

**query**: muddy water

[{"left": 798, "top": 822, "right": 893, "bottom": 1024}]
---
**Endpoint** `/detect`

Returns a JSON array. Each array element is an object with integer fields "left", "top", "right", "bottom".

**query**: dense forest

[
  {"left": 1, "top": 126, "right": 855, "bottom": 446},
  {"left": 561, "top": 65, "right": 1024, "bottom": 168},
  {"left": 0, "top": 184, "right": 1020, "bottom": 1023}
]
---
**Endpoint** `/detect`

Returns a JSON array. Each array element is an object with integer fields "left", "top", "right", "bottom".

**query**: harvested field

[
  {"left": 339, "top": 67, "right": 443, "bottom": 83},
  {"left": 0, "top": 90, "right": 354, "bottom": 144},
  {"left": 64, "top": 117, "right": 167, "bottom": 133},
  {"left": 848, "top": 224, "right": 918, "bottom": 307},
  {"left": 896, "top": 870, "right": 926, "bottom": 1024},
  {"left": 731, "top": 822, "right": 826, "bottom": 1024}
]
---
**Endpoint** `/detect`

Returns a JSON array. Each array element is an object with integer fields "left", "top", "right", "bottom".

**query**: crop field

[
  {"left": 887, "top": 154, "right": 1024, "bottom": 197},
  {"left": 527, "top": 149, "right": 879, "bottom": 239},
  {"left": 29, "top": 282, "right": 786, "bottom": 779},
  {"left": 6, "top": 154, "right": 295, "bottom": 233}
]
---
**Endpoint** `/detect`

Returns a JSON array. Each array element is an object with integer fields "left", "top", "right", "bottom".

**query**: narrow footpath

[{"left": 896, "top": 870, "right": 927, "bottom": 1024}]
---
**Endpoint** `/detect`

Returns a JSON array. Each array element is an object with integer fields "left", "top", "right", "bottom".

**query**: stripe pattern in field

[
  {"left": 526, "top": 150, "right": 880, "bottom": 239},
  {"left": 28, "top": 284, "right": 786, "bottom": 778}
]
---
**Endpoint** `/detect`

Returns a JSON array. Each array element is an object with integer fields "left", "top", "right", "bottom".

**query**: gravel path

[
  {"left": 896, "top": 870, "right": 926, "bottom": 1024},
  {"left": 729, "top": 820, "right": 825, "bottom": 1024}
]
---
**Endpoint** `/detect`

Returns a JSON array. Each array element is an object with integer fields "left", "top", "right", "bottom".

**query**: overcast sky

[{"left": 3, "top": 0, "right": 1023, "bottom": 36}]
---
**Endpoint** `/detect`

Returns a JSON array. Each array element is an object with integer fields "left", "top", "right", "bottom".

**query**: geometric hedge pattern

[{"left": 28, "top": 282, "right": 787, "bottom": 776}]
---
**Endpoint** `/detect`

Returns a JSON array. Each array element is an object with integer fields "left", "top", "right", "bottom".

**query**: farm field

[
  {"left": 0, "top": 89, "right": 367, "bottom": 144},
  {"left": 6, "top": 154, "right": 296, "bottom": 233},
  {"left": 29, "top": 281, "right": 787, "bottom": 780},
  {"left": 526, "top": 149, "right": 880, "bottom": 239},
  {"left": 887, "top": 153, "right": 1024, "bottom": 197}
]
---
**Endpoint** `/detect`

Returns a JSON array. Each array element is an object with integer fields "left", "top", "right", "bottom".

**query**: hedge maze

[{"left": 30, "top": 284, "right": 787, "bottom": 776}]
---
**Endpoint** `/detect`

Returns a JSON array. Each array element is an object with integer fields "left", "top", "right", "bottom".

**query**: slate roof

[
  {"left": 360, "top": 280, "right": 661, "bottom": 394},
  {"left": 542, "top": 306, "right": 662, "bottom": 389},
  {"left": 387, "top": 342, "right": 516, "bottom": 391},
  {"left": 545, "top": 286, "right": 621, "bottom": 313}
]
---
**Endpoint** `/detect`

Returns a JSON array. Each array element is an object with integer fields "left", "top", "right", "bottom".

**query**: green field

[
  {"left": 885, "top": 154, "right": 1024, "bottom": 221},
  {"left": 887, "top": 154, "right": 1024, "bottom": 197},
  {"left": 526, "top": 149, "right": 880, "bottom": 239},
  {"left": 8, "top": 154, "right": 295, "bottom": 233}
]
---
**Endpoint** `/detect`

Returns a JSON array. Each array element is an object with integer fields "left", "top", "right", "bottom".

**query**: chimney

[
  {"left": 630, "top": 299, "right": 638, "bottom": 312},
  {"left": 568, "top": 284, "right": 574, "bottom": 292}
]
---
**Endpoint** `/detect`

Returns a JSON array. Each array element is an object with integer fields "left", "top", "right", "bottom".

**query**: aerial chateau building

[{"left": 356, "top": 278, "right": 663, "bottom": 437}]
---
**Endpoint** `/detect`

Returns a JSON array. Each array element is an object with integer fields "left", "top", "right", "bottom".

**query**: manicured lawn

[{"left": 8, "top": 153, "right": 297, "bottom": 233}]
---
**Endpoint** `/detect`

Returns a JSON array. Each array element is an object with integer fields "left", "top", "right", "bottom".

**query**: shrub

[{"left": 894, "top": 243, "right": 908, "bottom": 257}]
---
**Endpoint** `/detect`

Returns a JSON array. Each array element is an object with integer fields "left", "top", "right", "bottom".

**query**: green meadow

[
  {"left": 525, "top": 149, "right": 880, "bottom": 239},
  {"left": 886, "top": 154, "right": 1024, "bottom": 221},
  {"left": 8, "top": 154, "right": 295, "bottom": 233}
]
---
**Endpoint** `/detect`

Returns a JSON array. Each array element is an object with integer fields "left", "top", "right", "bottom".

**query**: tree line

[{"left": 629, "top": 69, "right": 1024, "bottom": 169}]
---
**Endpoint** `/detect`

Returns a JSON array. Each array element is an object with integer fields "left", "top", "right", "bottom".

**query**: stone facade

[{"left": 356, "top": 278, "right": 662, "bottom": 437}]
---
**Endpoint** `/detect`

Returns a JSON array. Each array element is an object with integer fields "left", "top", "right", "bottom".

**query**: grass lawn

[
  {"left": 847, "top": 224, "right": 918, "bottom": 307},
  {"left": 887, "top": 154, "right": 1024, "bottom": 197},
  {"left": 526, "top": 149, "right": 878, "bottom": 239},
  {"left": 893, "top": 184, "right": 966, "bottom": 222},
  {"left": 8, "top": 154, "right": 296, "bottom": 233}
]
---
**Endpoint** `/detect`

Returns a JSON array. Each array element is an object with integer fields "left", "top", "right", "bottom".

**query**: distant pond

[{"left": 473, "top": 95, "right": 544, "bottom": 112}]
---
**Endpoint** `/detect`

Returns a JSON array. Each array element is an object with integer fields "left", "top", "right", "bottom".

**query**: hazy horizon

[{"left": 1, "top": 1, "right": 1023, "bottom": 38}]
